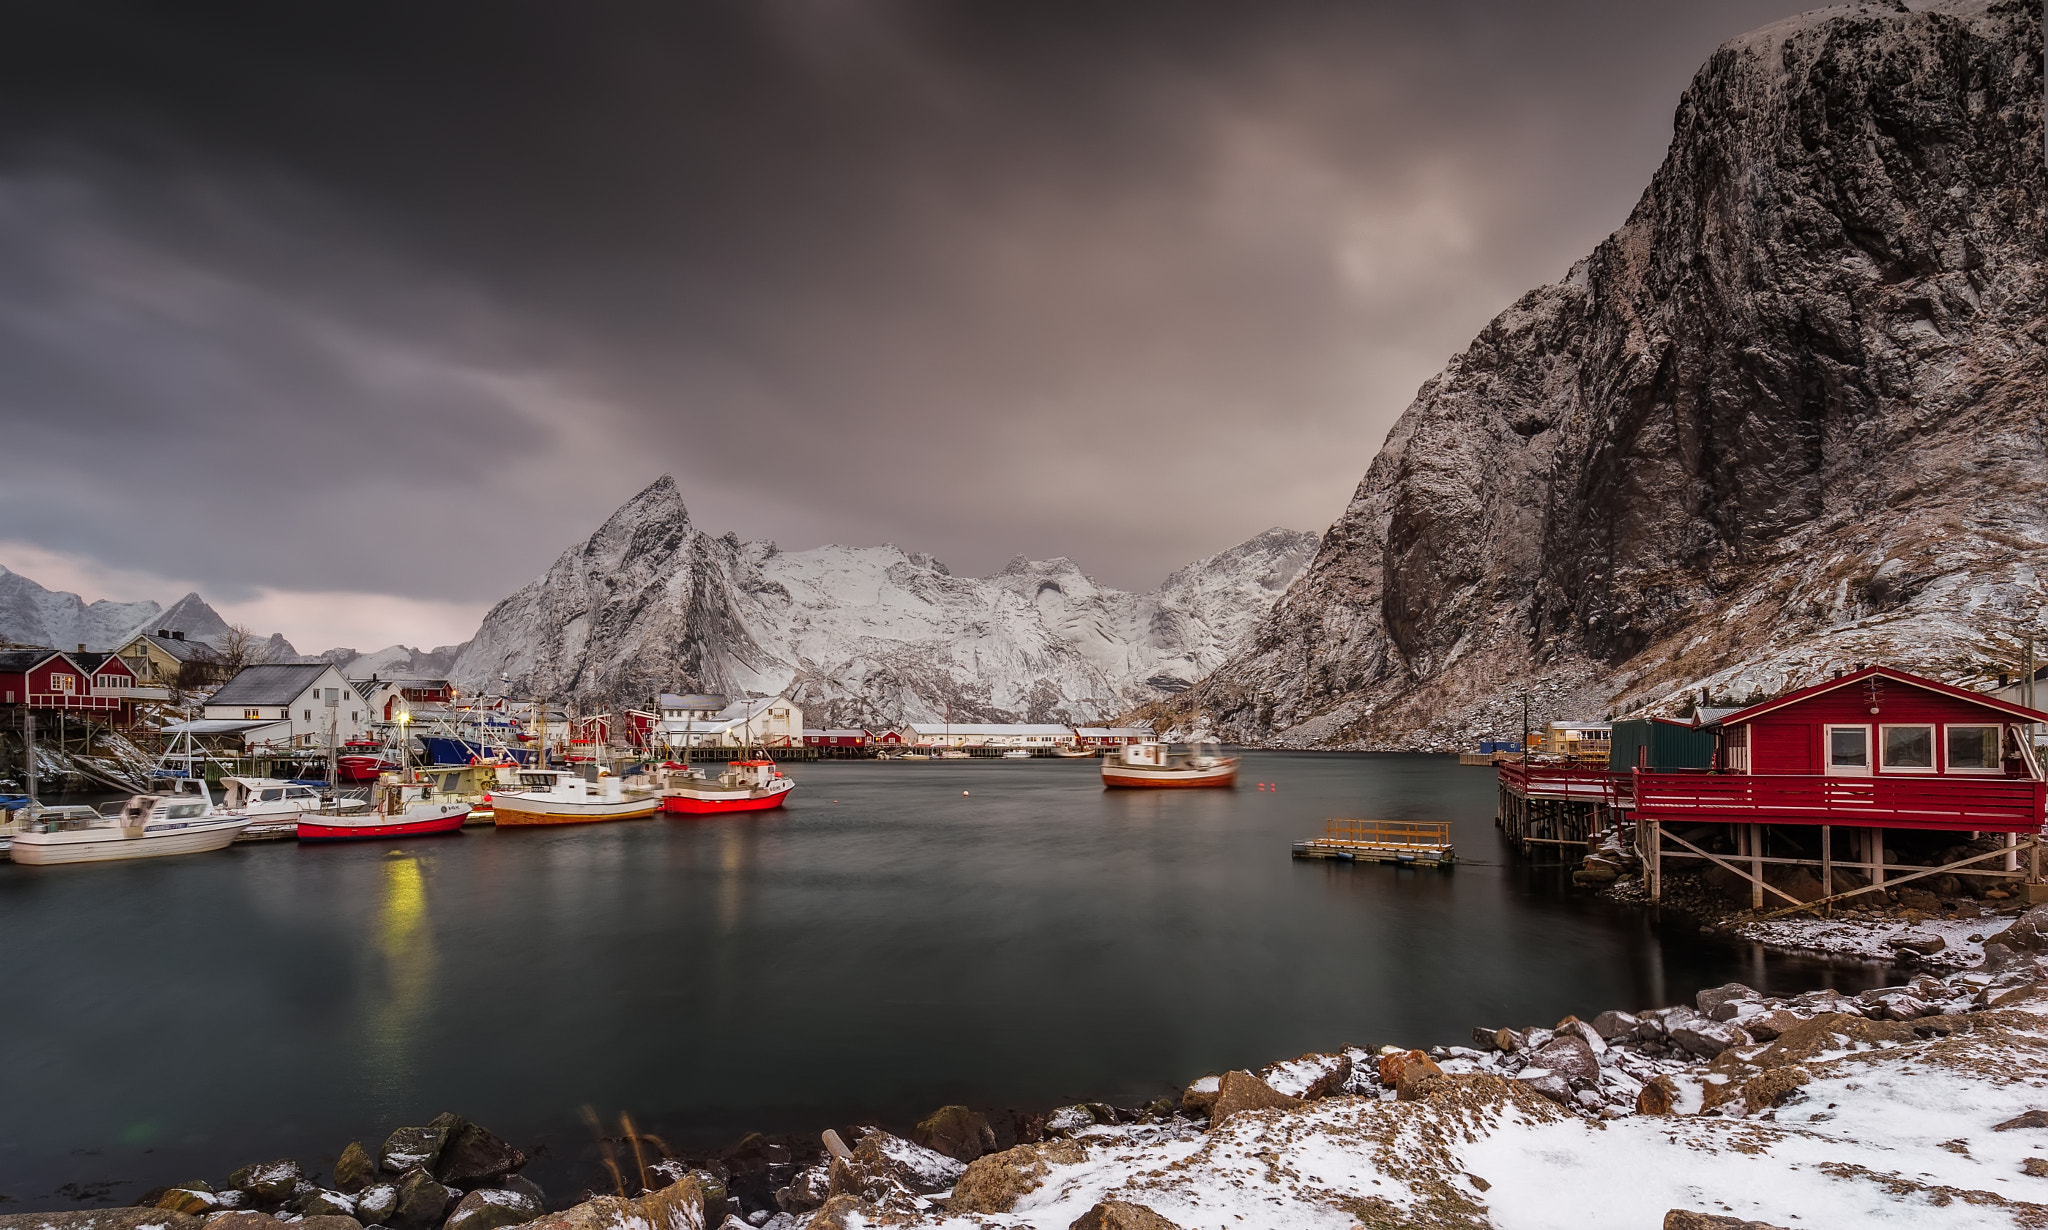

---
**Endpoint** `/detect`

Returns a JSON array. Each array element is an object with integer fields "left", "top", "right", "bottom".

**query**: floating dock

[{"left": 1292, "top": 818, "right": 1455, "bottom": 867}]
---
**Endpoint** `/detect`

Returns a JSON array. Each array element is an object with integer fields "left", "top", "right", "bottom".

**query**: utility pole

[{"left": 1521, "top": 692, "right": 1531, "bottom": 761}]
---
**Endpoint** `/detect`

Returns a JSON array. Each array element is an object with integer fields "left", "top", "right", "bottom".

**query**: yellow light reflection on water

[{"left": 366, "top": 854, "right": 437, "bottom": 1097}]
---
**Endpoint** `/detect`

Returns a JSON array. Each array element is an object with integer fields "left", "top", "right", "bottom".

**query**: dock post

[
  {"left": 1648, "top": 820, "right": 1661, "bottom": 900},
  {"left": 2007, "top": 831, "right": 2020, "bottom": 874},
  {"left": 1749, "top": 825, "right": 1764, "bottom": 910},
  {"left": 1821, "top": 824, "right": 1832, "bottom": 909},
  {"left": 1872, "top": 828, "right": 1885, "bottom": 890}
]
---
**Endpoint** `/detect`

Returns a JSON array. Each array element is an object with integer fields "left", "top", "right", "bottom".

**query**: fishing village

[{"left": 5, "top": 0, "right": 2046, "bottom": 1227}]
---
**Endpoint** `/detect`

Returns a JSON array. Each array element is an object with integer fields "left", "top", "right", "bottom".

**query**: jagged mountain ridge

[
  {"left": 1187, "top": 0, "right": 2046, "bottom": 748},
  {"left": 0, "top": 566, "right": 250, "bottom": 652},
  {"left": 451, "top": 476, "right": 1317, "bottom": 724},
  {"left": 324, "top": 644, "right": 468, "bottom": 680}
]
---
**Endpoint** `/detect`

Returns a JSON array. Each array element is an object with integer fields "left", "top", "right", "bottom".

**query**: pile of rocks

[{"left": 121, "top": 1114, "right": 548, "bottom": 1230}]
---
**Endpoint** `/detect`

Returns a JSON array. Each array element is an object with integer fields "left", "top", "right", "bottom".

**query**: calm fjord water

[{"left": 0, "top": 753, "right": 1889, "bottom": 1204}]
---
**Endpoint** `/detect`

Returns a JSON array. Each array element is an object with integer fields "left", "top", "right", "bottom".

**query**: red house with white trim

[
  {"left": 0, "top": 648, "right": 150, "bottom": 724},
  {"left": 1629, "top": 665, "right": 2048, "bottom": 907}
]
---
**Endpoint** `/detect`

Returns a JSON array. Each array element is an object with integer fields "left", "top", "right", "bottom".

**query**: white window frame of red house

[
  {"left": 1944, "top": 723, "right": 2005, "bottom": 775},
  {"left": 1824, "top": 724, "right": 1872, "bottom": 776},
  {"left": 50, "top": 672, "right": 75, "bottom": 694},
  {"left": 1877, "top": 723, "right": 1938, "bottom": 774}
]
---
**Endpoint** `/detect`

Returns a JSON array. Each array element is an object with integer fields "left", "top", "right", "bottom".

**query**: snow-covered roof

[
  {"left": 1693, "top": 707, "right": 1744, "bottom": 727},
  {"left": 1076, "top": 726, "right": 1153, "bottom": 737},
  {"left": 206, "top": 662, "right": 336, "bottom": 706}
]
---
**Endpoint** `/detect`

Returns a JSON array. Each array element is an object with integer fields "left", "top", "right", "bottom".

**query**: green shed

[{"left": 1608, "top": 717, "right": 1715, "bottom": 771}]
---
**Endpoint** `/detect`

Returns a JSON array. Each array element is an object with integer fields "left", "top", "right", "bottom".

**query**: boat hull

[
  {"left": 660, "top": 783, "right": 794, "bottom": 815},
  {"left": 9, "top": 818, "right": 250, "bottom": 865},
  {"left": 337, "top": 756, "right": 397, "bottom": 782},
  {"left": 298, "top": 808, "right": 471, "bottom": 841},
  {"left": 490, "top": 796, "right": 660, "bottom": 825},
  {"left": 1101, "top": 762, "right": 1239, "bottom": 789}
]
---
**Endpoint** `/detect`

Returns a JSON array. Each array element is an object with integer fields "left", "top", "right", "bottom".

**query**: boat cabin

[
  {"left": 1118, "top": 742, "right": 1170, "bottom": 767},
  {"left": 220, "top": 777, "right": 323, "bottom": 812}
]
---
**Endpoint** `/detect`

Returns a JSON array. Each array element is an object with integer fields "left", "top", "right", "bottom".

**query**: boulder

[
  {"left": 434, "top": 1124, "right": 527, "bottom": 1189},
  {"left": 1257, "top": 1051, "right": 1353, "bottom": 1100},
  {"left": 290, "top": 1190, "right": 357, "bottom": 1218},
  {"left": 1663, "top": 1214, "right": 1791, "bottom": 1230},
  {"left": 911, "top": 1105, "right": 996, "bottom": 1163},
  {"left": 227, "top": 1162, "right": 303, "bottom": 1204},
  {"left": 1589, "top": 1011, "right": 1638, "bottom": 1041},
  {"left": 381, "top": 1115, "right": 463, "bottom": 1176},
  {"left": 1695, "top": 983, "right": 1757, "bottom": 1022},
  {"left": 1044, "top": 1105, "right": 1099, "bottom": 1137},
  {"left": 803, "top": 1196, "right": 863, "bottom": 1230},
  {"left": 1178, "top": 1075, "right": 1222, "bottom": 1117},
  {"left": 0, "top": 1215, "right": 205, "bottom": 1230},
  {"left": 334, "top": 1143, "right": 378, "bottom": 1195},
  {"left": 945, "top": 1140, "right": 1086, "bottom": 1214},
  {"left": 1670, "top": 1019, "right": 1747, "bottom": 1059},
  {"left": 388, "top": 1168, "right": 456, "bottom": 1230},
  {"left": 1741, "top": 1067, "right": 1810, "bottom": 1112},
  {"left": 1552, "top": 1016, "right": 1607, "bottom": 1055},
  {"left": 296, "top": 1220, "right": 362, "bottom": 1230},
  {"left": 1752, "top": 1013, "right": 1915, "bottom": 1067},
  {"left": 201, "top": 1215, "right": 280, "bottom": 1230},
  {"left": 1636, "top": 1076, "right": 1677, "bottom": 1116},
  {"left": 1742, "top": 1010, "right": 1802, "bottom": 1043},
  {"left": 1527, "top": 1035, "right": 1599, "bottom": 1086},
  {"left": 1393, "top": 1055, "right": 1446, "bottom": 1102},
  {"left": 1515, "top": 1071, "right": 1572, "bottom": 1106},
  {"left": 1993, "top": 904, "right": 2048, "bottom": 952},
  {"left": 353, "top": 1184, "right": 400, "bottom": 1225},
  {"left": 1889, "top": 932, "right": 1947, "bottom": 957},
  {"left": 828, "top": 1131, "right": 963, "bottom": 1198},
  {"left": 1877, "top": 995, "right": 1935, "bottom": 1021},
  {"left": 1994, "top": 1110, "right": 2048, "bottom": 1131},
  {"left": 442, "top": 1190, "right": 543, "bottom": 1230},
  {"left": 157, "top": 1189, "right": 221, "bottom": 1216},
  {"left": 1069, "top": 1200, "right": 1186, "bottom": 1230},
  {"left": 1207, "top": 1070, "right": 1301, "bottom": 1127},
  {"left": 632, "top": 1176, "right": 708, "bottom": 1230},
  {"left": 772, "top": 1165, "right": 830, "bottom": 1215}
]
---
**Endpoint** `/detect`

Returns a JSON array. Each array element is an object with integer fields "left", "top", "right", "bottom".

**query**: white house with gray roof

[{"left": 198, "top": 662, "right": 369, "bottom": 747}]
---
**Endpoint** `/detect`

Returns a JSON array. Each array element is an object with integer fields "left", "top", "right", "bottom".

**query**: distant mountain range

[{"left": 451, "top": 475, "right": 1318, "bottom": 725}]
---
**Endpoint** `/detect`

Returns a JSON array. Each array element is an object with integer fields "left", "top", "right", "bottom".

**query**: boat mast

[{"left": 22, "top": 709, "right": 34, "bottom": 812}]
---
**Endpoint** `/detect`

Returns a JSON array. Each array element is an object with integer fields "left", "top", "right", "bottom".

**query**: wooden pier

[
  {"left": 1496, "top": 761, "right": 1623, "bottom": 855},
  {"left": 1292, "top": 818, "right": 1455, "bottom": 867}
]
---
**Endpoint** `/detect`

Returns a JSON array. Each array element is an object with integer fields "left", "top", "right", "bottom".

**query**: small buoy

[{"left": 962, "top": 790, "right": 970, "bottom": 796}]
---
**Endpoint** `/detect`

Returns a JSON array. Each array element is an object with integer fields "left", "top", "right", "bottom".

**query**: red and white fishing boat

[
  {"left": 659, "top": 759, "right": 795, "bottom": 815},
  {"left": 337, "top": 739, "right": 402, "bottom": 783},
  {"left": 1101, "top": 741, "right": 1238, "bottom": 789},
  {"left": 298, "top": 778, "right": 470, "bottom": 842}
]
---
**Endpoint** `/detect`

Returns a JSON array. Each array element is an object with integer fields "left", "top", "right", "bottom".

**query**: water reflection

[{"left": 365, "top": 854, "right": 436, "bottom": 1098}]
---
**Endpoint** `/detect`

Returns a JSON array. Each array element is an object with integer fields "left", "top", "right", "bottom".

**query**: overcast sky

[{"left": 0, "top": 0, "right": 1805, "bottom": 651}]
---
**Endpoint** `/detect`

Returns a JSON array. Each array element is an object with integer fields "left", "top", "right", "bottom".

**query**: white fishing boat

[
  {"left": 491, "top": 767, "right": 660, "bottom": 826},
  {"left": 1000, "top": 748, "right": 1032, "bottom": 759},
  {"left": 937, "top": 748, "right": 972, "bottom": 760},
  {"left": 220, "top": 776, "right": 366, "bottom": 821},
  {"left": 657, "top": 760, "right": 795, "bottom": 816},
  {"left": 1100, "top": 741, "right": 1239, "bottom": 789},
  {"left": 9, "top": 785, "right": 250, "bottom": 865},
  {"left": 1052, "top": 746, "right": 1096, "bottom": 758}
]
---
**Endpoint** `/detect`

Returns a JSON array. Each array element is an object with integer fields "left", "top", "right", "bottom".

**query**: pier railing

[
  {"left": 1630, "top": 770, "right": 2046, "bottom": 833},
  {"left": 1497, "top": 760, "right": 1626, "bottom": 803}
]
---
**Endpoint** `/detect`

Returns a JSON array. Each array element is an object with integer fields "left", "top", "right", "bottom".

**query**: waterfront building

[
  {"left": 1075, "top": 725, "right": 1154, "bottom": 749},
  {"left": 177, "top": 662, "right": 370, "bottom": 750},
  {"left": 353, "top": 676, "right": 456, "bottom": 722},
  {"left": 803, "top": 729, "right": 869, "bottom": 748},
  {"left": 0, "top": 647, "right": 163, "bottom": 723},
  {"left": 112, "top": 630, "right": 215, "bottom": 688},
  {"left": 1543, "top": 720, "right": 1612, "bottom": 761},
  {"left": 657, "top": 695, "right": 802, "bottom": 749},
  {"left": 896, "top": 723, "right": 1077, "bottom": 749}
]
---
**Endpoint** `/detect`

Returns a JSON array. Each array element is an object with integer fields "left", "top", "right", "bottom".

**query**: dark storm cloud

[{"left": 0, "top": 0, "right": 1803, "bottom": 635}]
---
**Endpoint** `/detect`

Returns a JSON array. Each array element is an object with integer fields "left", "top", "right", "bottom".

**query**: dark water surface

[{"left": 0, "top": 752, "right": 1892, "bottom": 1206}]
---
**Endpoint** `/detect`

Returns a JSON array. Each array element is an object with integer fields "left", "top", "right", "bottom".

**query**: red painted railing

[
  {"left": 1630, "top": 770, "right": 2046, "bottom": 833},
  {"left": 1498, "top": 761, "right": 1626, "bottom": 802}
]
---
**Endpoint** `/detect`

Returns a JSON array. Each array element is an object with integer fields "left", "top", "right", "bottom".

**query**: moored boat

[
  {"left": 337, "top": 739, "right": 401, "bottom": 782},
  {"left": 9, "top": 786, "right": 250, "bottom": 865},
  {"left": 1052, "top": 746, "right": 1096, "bottom": 758},
  {"left": 658, "top": 760, "right": 795, "bottom": 816},
  {"left": 299, "top": 779, "right": 469, "bottom": 841},
  {"left": 1101, "top": 741, "right": 1239, "bottom": 789},
  {"left": 491, "top": 767, "right": 660, "bottom": 825},
  {"left": 1000, "top": 748, "right": 1032, "bottom": 759}
]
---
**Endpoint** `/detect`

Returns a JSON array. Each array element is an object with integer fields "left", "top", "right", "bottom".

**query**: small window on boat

[
  {"left": 168, "top": 803, "right": 203, "bottom": 818},
  {"left": 1947, "top": 725, "right": 2001, "bottom": 771},
  {"left": 288, "top": 787, "right": 315, "bottom": 799},
  {"left": 260, "top": 788, "right": 284, "bottom": 802},
  {"left": 1881, "top": 725, "right": 1935, "bottom": 771}
]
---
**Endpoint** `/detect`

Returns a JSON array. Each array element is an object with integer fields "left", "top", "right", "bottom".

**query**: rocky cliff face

[
  {"left": 451, "top": 476, "right": 1316, "bottom": 723},
  {"left": 1191, "top": 0, "right": 2046, "bottom": 748},
  {"left": 0, "top": 567, "right": 245, "bottom": 651}
]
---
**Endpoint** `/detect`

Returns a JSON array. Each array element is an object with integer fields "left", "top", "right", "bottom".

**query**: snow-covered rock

[
  {"left": 0, "top": 567, "right": 239, "bottom": 651},
  {"left": 451, "top": 475, "right": 1316, "bottom": 722}
]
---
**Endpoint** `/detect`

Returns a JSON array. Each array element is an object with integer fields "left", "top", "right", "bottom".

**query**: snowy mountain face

[
  {"left": 451, "top": 476, "right": 1317, "bottom": 724},
  {"left": 0, "top": 567, "right": 245, "bottom": 652},
  {"left": 1184, "top": 0, "right": 2048, "bottom": 749},
  {"left": 326, "top": 643, "right": 467, "bottom": 680}
]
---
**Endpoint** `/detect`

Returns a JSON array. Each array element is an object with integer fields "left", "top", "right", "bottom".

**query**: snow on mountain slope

[
  {"left": 0, "top": 567, "right": 248, "bottom": 651},
  {"left": 451, "top": 476, "right": 1317, "bottom": 724}
]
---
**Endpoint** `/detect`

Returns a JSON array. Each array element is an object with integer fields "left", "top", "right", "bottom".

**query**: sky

[{"left": 0, "top": 0, "right": 1805, "bottom": 652}]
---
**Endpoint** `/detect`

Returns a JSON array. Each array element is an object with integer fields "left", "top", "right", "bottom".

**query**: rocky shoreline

[{"left": 17, "top": 906, "right": 2048, "bottom": 1229}]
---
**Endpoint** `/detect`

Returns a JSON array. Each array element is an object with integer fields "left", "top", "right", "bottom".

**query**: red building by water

[
  {"left": 1630, "top": 665, "right": 2048, "bottom": 907},
  {"left": 0, "top": 648, "right": 151, "bottom": 723}
]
